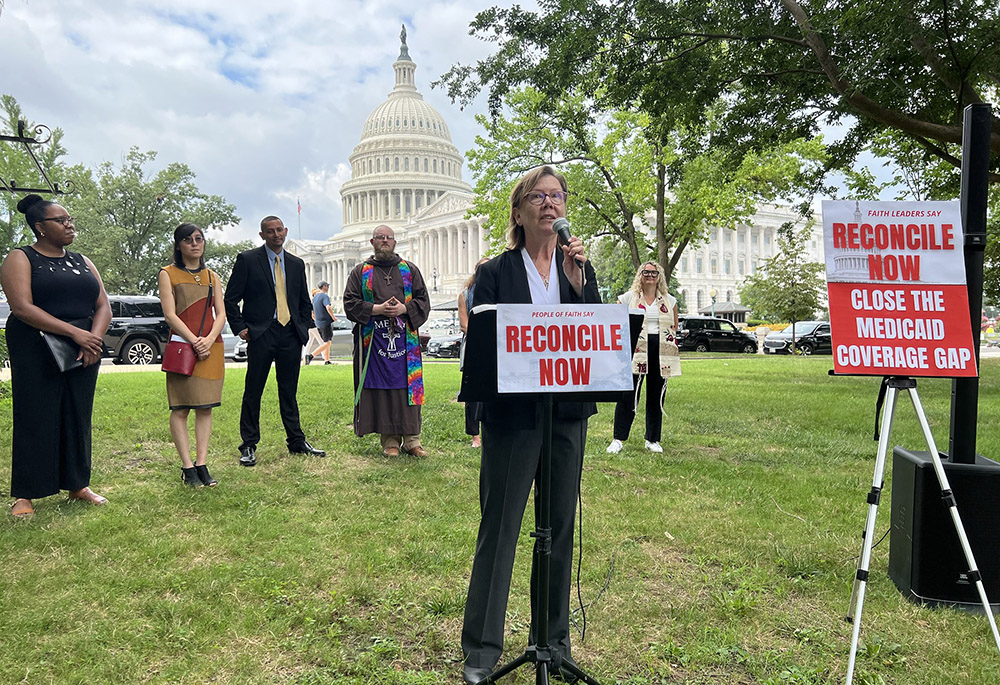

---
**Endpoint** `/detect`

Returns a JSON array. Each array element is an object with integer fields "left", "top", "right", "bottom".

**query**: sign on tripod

[{"left": 823, "top": 200, "right": 977, "bottom": 377}]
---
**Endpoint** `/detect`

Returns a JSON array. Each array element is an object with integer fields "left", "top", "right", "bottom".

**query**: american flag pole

[{"left": 297, "top": 197, "right": 301, "bottom": 240}]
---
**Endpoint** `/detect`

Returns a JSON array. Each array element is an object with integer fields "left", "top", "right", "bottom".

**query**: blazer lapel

[
  {"left": 256, "top": 247, "right": 276, "bottom": 295},
  {"left": 506, "top": 252, "right": 532, "bottom": 303}
]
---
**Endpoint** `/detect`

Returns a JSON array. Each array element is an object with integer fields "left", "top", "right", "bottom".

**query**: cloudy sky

[{"left": 0, "top": 0, "right": 505, "bottom": 243}]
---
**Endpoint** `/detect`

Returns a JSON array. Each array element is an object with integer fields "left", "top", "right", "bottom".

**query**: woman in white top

[{"left": 608, "top": 260, "right": 681, "bottom": 453}]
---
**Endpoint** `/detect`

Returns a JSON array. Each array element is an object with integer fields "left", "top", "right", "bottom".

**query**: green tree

[
  {"left": 0, "top": 94, "right": 71, "bottom": 257},
  {"left": 466, "top": 87, "right": 828, "bottom": 285},
  {"left": 739, "top": 227, "right": 825, "bottom": 351},
  {"left": 439, "top": 0, "right": 1000, "bottom": 182},
  {"left": 64, "top": 148, "right": 239, "bottom": 294}
]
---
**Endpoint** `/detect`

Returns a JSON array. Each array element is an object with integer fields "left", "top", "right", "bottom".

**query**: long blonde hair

[
  {"left": 628, "top": 260, "right": 668, "bottom": 300},
  {"left": 506, "top": 165, "right": 568, "bottom": 250}
]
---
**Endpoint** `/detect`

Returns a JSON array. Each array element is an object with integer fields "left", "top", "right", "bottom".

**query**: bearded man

[{"left": 343, "top": 225, "right": 431, "bottom": 457}]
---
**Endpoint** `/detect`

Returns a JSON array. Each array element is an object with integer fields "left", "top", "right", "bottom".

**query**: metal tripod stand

[
  {"left": 845, "top": 377, "right": 1000, "bottom": 684},
  {"left": 475, "top": 396, "right": 600, "bottom": 685}
]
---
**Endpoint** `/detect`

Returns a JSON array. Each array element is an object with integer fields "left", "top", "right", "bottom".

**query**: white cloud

[{"left": 0, "top": 0, "right": 508, "bottom": 242}]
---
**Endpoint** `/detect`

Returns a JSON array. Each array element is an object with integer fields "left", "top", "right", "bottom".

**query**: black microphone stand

[{"left": 476, "top": 394, "right": 600, "bottom": 685}]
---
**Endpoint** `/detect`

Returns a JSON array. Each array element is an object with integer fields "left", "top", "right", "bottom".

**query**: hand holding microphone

[{"left": 552, "top": 217, "right": 586, "bottom": 270}]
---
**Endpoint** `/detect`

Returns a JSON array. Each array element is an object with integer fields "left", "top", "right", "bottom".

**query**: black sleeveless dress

[{"left": 7, "top": 246, "right": 101, "bottom": 499}]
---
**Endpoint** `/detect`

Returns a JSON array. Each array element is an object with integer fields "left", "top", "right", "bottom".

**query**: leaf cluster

[
  {"left": 738, "top": 226, "right": 826, "bottom": 323},
  {"left": 64, "top": 147, "right": 239, "bottom": 294}
]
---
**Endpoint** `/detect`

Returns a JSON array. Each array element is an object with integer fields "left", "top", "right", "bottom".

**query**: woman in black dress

[{"left": 1, "top": 195, "right": 112, "bottom": 517}]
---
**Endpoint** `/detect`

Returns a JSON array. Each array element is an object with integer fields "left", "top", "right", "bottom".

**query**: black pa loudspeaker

[{"left": 888, "top": 447, "right": 1000, "bottom": 611}]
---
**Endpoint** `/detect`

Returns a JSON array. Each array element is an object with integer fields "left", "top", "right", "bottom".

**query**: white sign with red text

[
  {"left": 823, "top": 200, "right": 977, "bottom": 378},
  {"left": 496, "top": 304, "right": 633, "bottom": 394}
]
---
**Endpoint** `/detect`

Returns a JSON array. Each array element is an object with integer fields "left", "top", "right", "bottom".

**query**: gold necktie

[{"left": 274, "top": 256, "right": 291, "bottom": 325}]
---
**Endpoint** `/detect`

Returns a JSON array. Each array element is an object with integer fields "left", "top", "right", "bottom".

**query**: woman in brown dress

[{"left": 158, "top": 223, "right": 225, "bottom": 487}]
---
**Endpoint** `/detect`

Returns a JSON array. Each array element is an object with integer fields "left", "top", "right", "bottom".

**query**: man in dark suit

[{"left": 224, "top": 215, "right": 325, "bottom": 466}]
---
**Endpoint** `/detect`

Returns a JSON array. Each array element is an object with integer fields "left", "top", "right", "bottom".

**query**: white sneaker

[
  {"left": 606, "top": 439, "right": 623, "bottom": 454},
  {"left": 645, "top": 440, "right": 663, "bottom": 453}
]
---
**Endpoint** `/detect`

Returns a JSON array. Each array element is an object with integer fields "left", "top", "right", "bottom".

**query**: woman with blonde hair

[
  {"left": 607, "top": 260, "right": 680, "bottom": 454},
  {"left": 460, "top": 165, "right": 598, "bottom": 684}
]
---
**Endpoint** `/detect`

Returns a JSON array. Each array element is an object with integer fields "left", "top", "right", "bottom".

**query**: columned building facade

[{"left": 286, "top": 30, "right": 487, "bottom": 307}]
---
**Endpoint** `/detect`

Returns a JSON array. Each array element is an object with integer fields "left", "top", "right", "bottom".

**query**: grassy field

[{"left": 1, "top": 356, "right": 999, "bottom": 684}]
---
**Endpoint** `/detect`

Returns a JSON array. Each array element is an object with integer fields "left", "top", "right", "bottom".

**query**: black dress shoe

[
  {"left": 239, "top": 446, "right": 257, "bottom": 467},
  {"left": 289, "top": 440, "right": 325, "bottom": 457},
  {"left": 462, "top": 664, "right": 493, "bottom": 685},
  {"left": 181, "top": 466, "right": 202, "bottom": 487}
]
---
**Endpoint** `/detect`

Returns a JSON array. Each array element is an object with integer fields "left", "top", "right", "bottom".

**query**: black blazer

[
  {"left": 473, "top": 248, "right": 601, "bottom": 426},
  {"left": 224, "top": 246, "right": 312, "bottom": 345}
]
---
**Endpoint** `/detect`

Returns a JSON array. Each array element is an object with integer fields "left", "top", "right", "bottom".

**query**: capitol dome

[{"left": 339, "top": 27, "right": 472, "bottom": 235}]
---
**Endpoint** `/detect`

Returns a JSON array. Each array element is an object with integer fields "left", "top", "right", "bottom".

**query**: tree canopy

[
  {"left": 439, "top": 0, "right": 999, "bottom": 181},
  {"left": 64, "top": 148, "right": 239, "bottom": 294}
]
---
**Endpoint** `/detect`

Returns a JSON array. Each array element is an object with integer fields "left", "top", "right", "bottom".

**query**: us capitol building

[
  {"left": 286, "top": 29, "right": 824, "bottom": 316},
  {"left": 286, "top": 29, "right": 486, "bottom": 306}
]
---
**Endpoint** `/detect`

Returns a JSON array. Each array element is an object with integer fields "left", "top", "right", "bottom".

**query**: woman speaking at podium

[{"left": 460, "top": 166, "right": 599, "bottom": 684}]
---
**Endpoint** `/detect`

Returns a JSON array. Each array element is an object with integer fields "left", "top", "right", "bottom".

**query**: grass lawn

[{"left": 1, "top": 356, "right": 999, "bottom": 684}]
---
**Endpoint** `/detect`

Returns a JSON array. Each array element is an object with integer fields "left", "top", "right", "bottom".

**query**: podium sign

[
  {"left": 823, "top": 200, "right": 978, "bottom": 378},
  {"left": 495, "top": 304, "right": 633, "bottom": 394}
]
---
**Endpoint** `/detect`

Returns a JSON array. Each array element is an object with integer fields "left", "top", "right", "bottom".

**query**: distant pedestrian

[
  {"left": 158, "top": 223, "right": 226, "bottom": 487},
  {"left": 606, "top": 260, "right": 680, "bottom": 455},
  {"left": 310, "top": 281, "right": 337, "bottom": 365},
  {"left": 304, "top": 287, "right": 323, "bottom": 364}
]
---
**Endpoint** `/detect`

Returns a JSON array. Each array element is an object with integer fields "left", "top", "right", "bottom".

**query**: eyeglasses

[
  {"left": 524, "top": 191, "right": 568, "bottom": 206},
  {"left": 641, "top": 270, "right": 659, "bottom": 277},
  {"left": 373, "top": 235, "right": 396, "bottom": 242},
  {"left": 181, "top": 235, "right": 205, "bottom": 245},
  {"left": 41, "top": 216, "right": 74, "bottom": 226}
]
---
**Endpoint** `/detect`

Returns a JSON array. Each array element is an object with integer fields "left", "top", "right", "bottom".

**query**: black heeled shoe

[
  {"left": 195, "top": 464, "right": 217, "bottom": 487},
  {"left": 181, "top": 466, "right": 202, "bottom": 487}
]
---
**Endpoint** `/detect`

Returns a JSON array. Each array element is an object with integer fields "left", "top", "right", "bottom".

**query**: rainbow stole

[{"left": 360, "top": 261, "right": 424, "bottom": 405}]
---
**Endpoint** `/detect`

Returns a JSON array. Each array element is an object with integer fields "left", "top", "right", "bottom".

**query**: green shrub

[{"left": 0, "top": 328, "right": 7, "bottom": 367}]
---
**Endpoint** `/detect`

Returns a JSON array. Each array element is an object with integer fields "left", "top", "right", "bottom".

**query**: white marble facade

[{"left": 286, "top": 30, "right": 487, "bottom": 306}]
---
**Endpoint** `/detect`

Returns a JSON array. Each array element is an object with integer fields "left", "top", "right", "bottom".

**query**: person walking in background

[
  {"left": 1, "top": 194, "right": 112, "bottom": 517},
  {"left": 458, "top": 258, "right": 489, "bottom": 448},
  {"left": 343, "top": 225, "right": 431, "bottom": 458},
  {"left": 158, "top": 223, "right": 226, "bottom": 487},
  {"left": 303, "top": 286, "right": 323, "bottom": 365},
  {"left": 224, "top": 215, "right": 325, "bottom": 467},
  {"left": 460, "top": 166, "right": 598, "bottom": 684},
  {"left": 310, "top": 280, "right": 337, "bottom": 365},
  {"left": 607, "top": 261, "right": 680, "bottom": 454}
]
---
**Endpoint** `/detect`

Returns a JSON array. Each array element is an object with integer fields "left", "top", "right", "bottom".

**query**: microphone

[{"left": 552, "top": 217, "right": 584, "bottom": 269}]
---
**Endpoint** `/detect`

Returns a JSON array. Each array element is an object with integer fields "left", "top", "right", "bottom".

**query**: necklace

[
  {"left": 183, "top": 265, "right": 204, "bottom": 285},
  {"left": 376, "top": 266, "right": 394, "bottom": 285}
]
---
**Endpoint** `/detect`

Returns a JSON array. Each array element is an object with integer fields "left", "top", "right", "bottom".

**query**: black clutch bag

[{"left": 40, "top": 318, "right": 93, "bottom": 372}]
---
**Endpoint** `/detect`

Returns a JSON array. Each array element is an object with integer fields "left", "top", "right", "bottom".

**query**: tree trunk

[{"left": 655, "top": 161, "right": 668, "bottom": 277}]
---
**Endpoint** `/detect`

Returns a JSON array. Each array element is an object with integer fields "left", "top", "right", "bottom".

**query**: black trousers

[
  {"left": 7, "top": 316, "right": 99, "bottom": 499},
  {"left": 461, "top": 406, "right": 586, "bottom": 669},
  {"left": 239, "top": 320, "right": 306, "bottom": 449},
  {"left": 464, "top": 401, "right": 481, "bottom": 437},
  {"left": 612, "top": 334, "right": 664, "bottom": 442}
]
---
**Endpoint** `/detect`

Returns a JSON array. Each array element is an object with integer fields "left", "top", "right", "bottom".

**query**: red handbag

[
  {"left": 161, "top": 273, "right": 213, "bottom": 376},
  {"left": 161, "top": 339, "right": 197, "bottom": 375}
]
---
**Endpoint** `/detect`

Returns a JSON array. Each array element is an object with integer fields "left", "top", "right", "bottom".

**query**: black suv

[
  {"left": 676, "top": 315, "right": 758, "bottom": 353},
  {"left": 104, "top": 295, "right": 170, "bottom": 364},
  {"left": 762, "top": 321, "right": 831, "bottom": 355}
]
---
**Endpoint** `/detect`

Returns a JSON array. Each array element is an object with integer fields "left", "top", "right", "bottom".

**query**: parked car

[
  {"left": 104, "top": 295, "right": 170, "bottom": 365},
  {"left": 221, "top": 323, "right": 240, "bottom": 360},
  {"left": 0, "top": 300, "right": 9, "bottom": 330},
  {"left": 676, "top": 315, "right": 758, "bottom": 353},
  {"left": 426, "top": 333, "right": 462, "bottom": 358},
  {"left": 762, "top": 321, "right": 831, "bottom": 355}
]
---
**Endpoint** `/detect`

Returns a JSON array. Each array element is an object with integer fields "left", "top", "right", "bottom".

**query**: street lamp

[
  {"left": 709, "top": 287, "right": 717, "bottom": 318},
  {"left": 432, "top": 267, "right": 439, "bottom": 293}
]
